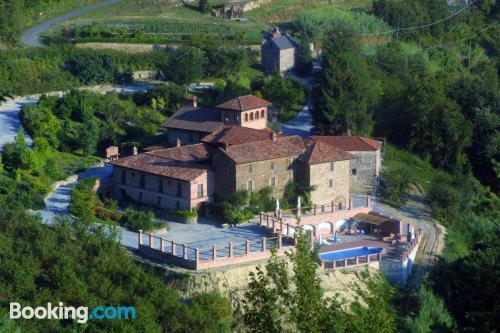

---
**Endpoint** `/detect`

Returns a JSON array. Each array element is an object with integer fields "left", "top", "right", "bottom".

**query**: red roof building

[
  {"left": 313, "top": 136, "right": 382, "bottom": 152},
  {"left": 217, "top": 95, "right": 272, "bottom": 111}
]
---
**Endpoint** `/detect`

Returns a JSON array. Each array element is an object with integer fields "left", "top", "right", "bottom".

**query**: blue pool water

[{"left": 319, "top": 246, "right": 384, "bottom": 261}]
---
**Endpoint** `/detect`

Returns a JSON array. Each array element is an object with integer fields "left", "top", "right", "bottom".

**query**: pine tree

[
  {"left": 80, "top": 96, "right": 100, "bottom": 156},
  {"left": 312, "top": 25, "right": 380, "bottom": 136},
  {"left": 296, "top": 36, "right": 313, "bottom": 77}
]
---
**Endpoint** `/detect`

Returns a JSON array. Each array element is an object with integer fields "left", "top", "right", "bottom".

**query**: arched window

[
  {"left": 256, "top": 111, "right": 260, "bottom": 119},
  {"left": 244, "top": 113, "right": 248, "bottom": 122},
  {"left": 261, "top": 109, "right": 265, "bottom": 118},
  {"left": 250, "top": 112, "right": 254, "bottom": 121}
]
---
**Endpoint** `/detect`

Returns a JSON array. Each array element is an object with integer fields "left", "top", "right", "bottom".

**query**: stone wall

[
  {"left": 261, "top": 42, "right": 296, "bottom": 73},
  {"left": 212, "top": 152, "right": 237, "bottom": 200},
  {"left": 112, "top": 166, "right": 212, "bottom": 209},
  {"left": 279, "top": 47, "right": 296, "bottom": 73},
  {"left": 307, "top": 160, "right": 350, "bottom": 206},
  {"left": 234, "top": 156, "right": 297, "bottom": 197},
  {"left": 189, "top": 171, "right": 215, "bottom": 209},
  {"left": 348, "top": 150, "right": 381, "bottom": 194},
  {"left": 76, "top": 42, "right": 176, "bottom": 53},
  {"left": 261, "top": 41, "right": 280, "bottom": 72}
]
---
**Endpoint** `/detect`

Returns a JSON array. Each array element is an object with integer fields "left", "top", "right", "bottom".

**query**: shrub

[
  {"left": 170, "top": 209, "right": 198, "bottom": 218},
  {"left": 95, "top": 206, "right": 123, "bottom": 221},
  {"left": 120, "top": 208, "right": 165, "bottom": 231},
  {"left": 294, "top": 6, "right": 391, "bottom": 39},
  {"left": 212, "top": 201, "right": 253, "bottom": 225},
  {"left": 249, "top": 187, "right": 275, "bottom": 213},
  {"left": 69, "top": 178, "right": 99, "bottom": 221},
  {"left": 380, "top": 166, "right": 413, "bottom": 206},
  {"left": 282, "top": 181, "right": 314, "bottom": 210}
]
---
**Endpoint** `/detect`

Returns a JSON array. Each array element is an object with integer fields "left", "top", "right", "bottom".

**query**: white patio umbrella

[{"left": 276, "top": 198, "right": 280, "bottom": 212}]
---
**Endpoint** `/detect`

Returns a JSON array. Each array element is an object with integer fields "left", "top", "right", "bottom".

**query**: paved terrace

[{"left": 153, "top": 218, "right": 294, "bottom": 261}]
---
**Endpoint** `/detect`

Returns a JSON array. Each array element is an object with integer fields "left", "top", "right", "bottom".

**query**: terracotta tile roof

[
  {"left": 147, "top": 143, "right": 215, "bottom": 162},
  {"left": 201, "top": 125, "right": 275, "bottom": 146},
  {"left": 110, "top": 154, "right": 208, "bottom": 182},
  {"left": 221, "top": 135, "right": 306, "bottom": 164},
  {"left": 142, "top": 145, "right": 167, "bottom": 152},
  {"left": 162, "top": 106, "right": 223, "bottom": 133},
  {"left": 217, "top": 95, "right": 272, "bottom": 111},
  {"left": 299, "top": 141, "right": 355, "bottom": 165},
  {"left": 313, "top": 136, "right": 383, "bottom": 152}
]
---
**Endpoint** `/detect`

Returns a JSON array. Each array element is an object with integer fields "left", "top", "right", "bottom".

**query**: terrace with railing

[
  {"left": 138, "top": 230, "right": 294, "bottom": 270},
  {"left": 258, "top": 195, "right": 372, "bottom": 240},
  {"left": 137, "top": 195, "right": 374, "bottom": 270}
]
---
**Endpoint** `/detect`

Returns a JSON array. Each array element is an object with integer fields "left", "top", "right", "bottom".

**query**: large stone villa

[{"left": 110, "top": 95, "right": 382, "bottom": 211}]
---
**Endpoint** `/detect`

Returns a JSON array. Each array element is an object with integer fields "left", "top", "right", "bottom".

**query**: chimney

[
  {"left": 346, "top": 128, "right": 352, "bottom": 137},
  {"left": 186, "top": 95, "right": 197, "bottom": 108},
  {"left": 132, "top": 146, "right": 138, "bottom": 156},
  {"left": 271, "top": 131, "right": 278, "bottom": 142},
  {"left": 176, "top": 138, "right": 182, "bottom": 148}
]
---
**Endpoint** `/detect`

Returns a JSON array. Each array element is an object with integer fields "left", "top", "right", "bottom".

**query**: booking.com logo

[{"left": 9, "top": 302, "right": 136, "bottom": 323}]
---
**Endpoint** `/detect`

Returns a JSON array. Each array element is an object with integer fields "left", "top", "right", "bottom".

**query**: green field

[
  {"left": 47, "top": 1, "right": 268, "bottom": 45},
  {"left": 45, "top": 0, "right": 375, "bottom": 46},
  {"left": 245, "top": 0, "right": 372, "bottom": 23}
]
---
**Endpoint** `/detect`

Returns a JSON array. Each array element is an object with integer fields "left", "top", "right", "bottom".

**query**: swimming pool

[{"left": 319, "top": 246, "right": 384, "bottom": 261}]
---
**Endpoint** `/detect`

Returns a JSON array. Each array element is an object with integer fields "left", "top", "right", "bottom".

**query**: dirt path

[{"left": 372, "top": 187, "right": 446, "bottom": 289}]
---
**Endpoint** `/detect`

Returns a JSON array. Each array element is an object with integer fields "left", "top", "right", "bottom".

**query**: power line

[
  {"left": 365, "top": 20, "right": 499, "bottom": 78},
  {"left": 404, "top": 20, "right": 499, "bottom": 55},
  {"left": 356, "top": 0, "right": 479, "bottom": 36}
]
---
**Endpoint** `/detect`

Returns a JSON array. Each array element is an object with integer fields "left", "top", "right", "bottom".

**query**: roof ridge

[{"left": 358, "top": 137, "right": 381, "bottom": 150}]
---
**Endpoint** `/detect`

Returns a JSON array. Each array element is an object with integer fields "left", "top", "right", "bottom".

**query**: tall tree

[
  {"left": 165, "top": 47, "right": 207, "bottom": 85},
  {"left": 296, "top": 36, "right": 313, "bottom": 77},
  {"left": 311, "top": 26, "right": 380, "bottom": 136},
  {"left": 241, "top": 227, "right": 397, "bottom": 333},
  {"left": 80, "top": 96, "right": 100, "bottom": 156}
]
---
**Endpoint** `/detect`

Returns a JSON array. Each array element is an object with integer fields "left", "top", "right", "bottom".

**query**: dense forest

[
  {"left": 308, "top": 0, "right": 499, "bottom": 331},
  {"left": 311, "top": 0, "right": 499, "bottom": 191}
]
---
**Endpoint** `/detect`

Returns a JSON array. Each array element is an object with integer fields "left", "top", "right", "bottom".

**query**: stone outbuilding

[{"left": 261, "top": 27, "right": 298, "bottom": 73}]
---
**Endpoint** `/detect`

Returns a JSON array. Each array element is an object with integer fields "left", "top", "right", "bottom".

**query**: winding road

[
  {"left": 21, "top": 0, "right": 121, "bottom": 47},
  {"left": 0, "top": 84, "right": 148, "bottom": 250}
]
